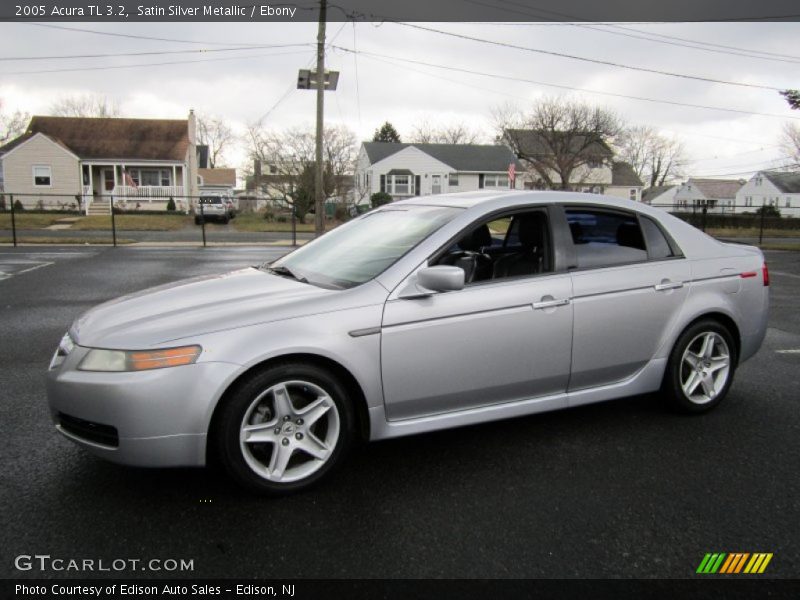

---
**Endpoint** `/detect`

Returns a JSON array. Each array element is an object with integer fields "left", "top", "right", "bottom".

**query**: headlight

[{"left": 78, "top": 345, "right": 202, "bottom": 372}]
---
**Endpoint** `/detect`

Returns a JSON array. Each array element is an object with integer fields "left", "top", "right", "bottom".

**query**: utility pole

[{"left": 314, "top": 0, "right": 326, "bottom": 237}]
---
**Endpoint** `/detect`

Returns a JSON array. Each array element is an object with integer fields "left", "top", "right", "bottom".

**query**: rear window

[
  {"left": 566, "top": 209, "right": 648, "bottom": 268},
  {"left": 200, "top": 197, "right": 223, "bottom": 204}
]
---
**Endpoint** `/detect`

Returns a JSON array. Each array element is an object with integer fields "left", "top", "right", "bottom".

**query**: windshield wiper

[{"left": 264, "top": 265, "right": 308, "bottom": 284}]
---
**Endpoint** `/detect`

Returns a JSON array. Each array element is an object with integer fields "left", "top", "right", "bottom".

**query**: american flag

[
  {"left": 507, "top": 163, "right": 516, "bottom": 187},
  {"left": 123, "top": 169, "right": 138, "bottom": 188}
]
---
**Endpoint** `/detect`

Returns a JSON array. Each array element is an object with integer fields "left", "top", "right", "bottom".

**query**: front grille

[{"left": 58, "top": 413, "right": 119, "bottom": 448}]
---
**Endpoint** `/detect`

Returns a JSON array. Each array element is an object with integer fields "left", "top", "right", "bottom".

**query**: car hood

[{"left": 71, "top": 267, "right": 336, "bottom": 349}]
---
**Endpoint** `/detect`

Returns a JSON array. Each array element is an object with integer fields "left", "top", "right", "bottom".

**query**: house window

[
  {"left": 629, "top": 189, "right": 637, "bottom": 201},
  {"left": 755, "top": 177, "right": 763, "bottom": 186},
  {"left": 483, "top": 174, "right": 509, "bottom": 188},
  {"left": 449, "top": 173, "right": 459, "bottom": 186},
  {"left": 587, "top": 159, "right": 604, "bottom": 169},
  {"left": 390, "top": 175, "right": 412, "bottom": 195},
  {"left": 786, "top": 197, "right": 792, "bottom": 208},
  {"left": 33, "top": 165, "right": 52, "bottom": 187}
]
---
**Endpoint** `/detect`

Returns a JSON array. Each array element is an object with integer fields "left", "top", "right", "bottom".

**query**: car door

[
  {"left": 380, "top": 208, "right": 573, "bottom": 421},
  {"left": 565, "top": 207, "right": 691, "bottom": 398}
]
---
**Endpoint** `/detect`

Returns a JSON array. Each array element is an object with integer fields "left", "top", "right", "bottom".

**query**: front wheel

[
  {"left": 215, "top": 363, "right": 355, "bottom": 494},
  {"left": 662, "top": 319, "right": 737, "bottom": 413}
]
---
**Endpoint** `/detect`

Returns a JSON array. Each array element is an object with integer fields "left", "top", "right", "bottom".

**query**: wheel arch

[
  {"left": 679, "top": 311, "right": 741, "bottom": 365},
  {"left": 206, "top": 353, "right": 372, "bottom": 464}
]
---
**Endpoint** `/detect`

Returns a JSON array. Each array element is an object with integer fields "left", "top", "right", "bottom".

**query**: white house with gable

[
  {"left": 735, "top": 170, "right": 800, "bottom": 218},
  {"left": 354, "top": 142, "right": 523, "bottom": 203}
]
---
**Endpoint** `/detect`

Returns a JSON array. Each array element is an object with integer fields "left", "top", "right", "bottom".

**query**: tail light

[{"left": 763, "top": 262, "right": 769, "bottom": 287}]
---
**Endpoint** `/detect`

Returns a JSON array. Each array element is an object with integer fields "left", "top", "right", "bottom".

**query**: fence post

[
  {"left": 200, "top": 198, "right": 207, "bottom": 248},
  {"left": 10, "top": 194, "right": 17, "bottom": 247},
  {"left": 759, "top": 206, "right": 766, "bottom": 246},
  {"left": 292, "top": 204, "right": 297, "bottom": 247},
  {"left": 110, "top": 195, "right": 117, "bottom": 247},
  {"left": 701, "top": 206, "right": 707, "bottom": 232}
]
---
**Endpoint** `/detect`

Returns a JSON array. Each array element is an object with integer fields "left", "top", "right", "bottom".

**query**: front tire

[
  {"left": 662, "top": 319, "right": 737, "bottom": 413},
  {"left": 215, "top": 363, "right": 355, "bottom": 495}
]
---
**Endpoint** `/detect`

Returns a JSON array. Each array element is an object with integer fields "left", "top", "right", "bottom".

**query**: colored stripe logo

[{"left": 696, "top": 553, "right": 773, "bottom": 574}]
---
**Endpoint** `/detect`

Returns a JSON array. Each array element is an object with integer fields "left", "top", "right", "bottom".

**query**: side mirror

[{"left": 417, "top": 265, "right": 465, "bottom": 292}]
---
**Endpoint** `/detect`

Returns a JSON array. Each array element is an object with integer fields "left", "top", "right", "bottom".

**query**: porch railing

[{"left": 112, "top": 185, "right": 185, "bottom": 199}]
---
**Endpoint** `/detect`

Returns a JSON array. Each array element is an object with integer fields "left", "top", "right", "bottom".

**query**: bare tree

[
  {"left": 50, "top": 94, "right": 120, "bottom": 118},
  {"left": 780, "top": 122, "right": 800, "bottom": 169},
  {"left": 245, "top": 122, "right": 357, "bottom": 223},
  {"left": 409, "top": 119, "right": 487, "bottom": 144},
  {"left": 197, "top": 115, "right": 234, "bottom": 168},
  {"left": 616, "top": 125, "right": 686, "bottom": 187},
  {"left": 0, "top": 100, "right": 29, "bottom": 144},
  {"left": 497, "top": 97, "right": 623, "bottom": 190}
]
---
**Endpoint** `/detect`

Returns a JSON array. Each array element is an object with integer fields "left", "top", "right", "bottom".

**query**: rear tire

[
  {"left": 195, "top": 216, "right": 204, "bottom": 225},
  {"left": 214, "top": 363, "right": 355, "bottom": 495},
  {"left": 662, "top": 319, "right": 737, "bottom": 413}
]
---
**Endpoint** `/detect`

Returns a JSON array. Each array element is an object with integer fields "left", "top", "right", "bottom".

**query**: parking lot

[{"left": 0, "top": 245, "right": 798, "bottom": 579}]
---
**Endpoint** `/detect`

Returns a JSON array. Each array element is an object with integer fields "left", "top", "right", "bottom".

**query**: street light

[{"left": 297, "top": 69, "right": 339, "bottom": 91}]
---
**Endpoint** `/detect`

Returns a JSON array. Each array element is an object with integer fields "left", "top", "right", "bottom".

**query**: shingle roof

[
  {"left": 503, "top": 129, "right": 614, "bottom": 159},
  {"left": 198, "top": 168, "right": 236, "bottom": 186},
  {"left": 362, "top": 142, "right": 520, "bottom": 172},
  {"left": 688, "top": 178, "right": 744, "bottom": 200},
  {"left": 0, "top": 116, "right": 189, "bottom": 160},
  {"left": 611, "top": 161, "right": 643, "bottom": 187},
  {"left": 762, "top": 170, "right": 800, "bottom": 193},
  {"left": 642, "top": 185, "right": 676, "bottom": 203}
]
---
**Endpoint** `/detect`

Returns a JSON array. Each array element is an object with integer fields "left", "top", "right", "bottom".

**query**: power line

[
  {"left": 332, "top": 45, "right": 800, "bottom": 121},
  {"left": 21, "top": 22, "right": 262, "bottom": 46},
  {"left": 352, "top": 21, "right": 362, "bottom": 128},
  {"left": 570, "top": 23, "right": 800, "bottom": 64},
  {"left": 391, "top": 22, "right": 788, "bottom": 92},
  {"left": 0, "top": 50, "right": 310, "bottom": 76},
  {"left": 604, "top": 23, "right": 800, "bottom": 61},
  {"left": 0, "top": 44, "right": 313, "bottom": 62}
]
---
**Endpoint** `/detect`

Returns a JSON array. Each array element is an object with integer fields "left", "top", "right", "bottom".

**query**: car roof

[{"left": 393, "top": 190, "right": 640, "bottom": 211}]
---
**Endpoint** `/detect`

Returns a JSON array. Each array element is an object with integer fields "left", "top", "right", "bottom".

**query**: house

[
  {"left": 198, "top": 167, "right": 237, "bottom": 196},
  {"left": 642, "top": 185, "right": 678, "bottom": 207},
  {"left": 0, "top": 111, "right": 198, "bottom": 214},
  {"left": 672, "top": 178, "right": 745, "bottom": 214},
  {"left": 354, "top": 142, "right": 523, "bottom": 203},
  {"left": 502, "top": 129, "right": 643, "bottom": 200},
  {"left": 735, "top": 170, "right": 800, "bottom": 218}
]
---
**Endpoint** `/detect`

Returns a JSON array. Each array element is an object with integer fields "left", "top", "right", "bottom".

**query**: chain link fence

[{"left": 1, "top": 192, "right": 798, "bottom": 248}]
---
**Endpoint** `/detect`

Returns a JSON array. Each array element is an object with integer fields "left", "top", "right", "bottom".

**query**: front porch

[{"left": 81, "top": 162, "right": 187, "bottom": 214}]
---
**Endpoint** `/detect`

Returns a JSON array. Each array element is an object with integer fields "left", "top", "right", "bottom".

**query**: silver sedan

[{"left": 46, "top": 191, "right": 769, "bottom": 494}]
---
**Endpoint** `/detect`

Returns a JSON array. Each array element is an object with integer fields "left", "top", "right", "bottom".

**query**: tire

[
  {"left": 195, "top": 216, "right": 204, "bottom": 225},
  {"left": 662, "top": 319, "right": 738, "bottom": 413},
  {"left": 215, "top": 362, "right": 356, "bottom": 495},
  {"left": 222, "top": 216, "right": 230, "bottom": 225}
]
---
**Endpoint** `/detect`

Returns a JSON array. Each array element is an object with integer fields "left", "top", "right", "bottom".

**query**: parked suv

[{"left": 195, "top": 196, "right": 230, "bottom": 225}]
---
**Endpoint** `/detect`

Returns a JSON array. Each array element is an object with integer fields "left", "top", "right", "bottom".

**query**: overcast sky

[{"left": 1, "top": 20, "right": 798, "bottom": 178}]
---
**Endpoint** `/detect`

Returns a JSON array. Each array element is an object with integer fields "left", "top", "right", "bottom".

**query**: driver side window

[{"left": 434, "top": 209, "right": 552, "bottom": 284}]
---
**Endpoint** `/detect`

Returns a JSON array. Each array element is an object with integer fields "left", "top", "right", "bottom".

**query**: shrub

[
  {"left": 334, "top": 204, "right": 350, "bottom": 222},
  {"left": 0, "top": 197, "right": 5, "bottom": 211},
  {"left": 276, "top": 215, "right": 288, "bottom": 223},
  {"left": 13, "top": 199, "right": 24, "bottom": 211},
  {"left": 166, "top": 197, "right": 176, "bottom": 211},
  {"left": 370, "top": 192, "right": 392, "bottom": 208},
  {"left": 262, "top": 207, "right": 275, "bottom": 222}
]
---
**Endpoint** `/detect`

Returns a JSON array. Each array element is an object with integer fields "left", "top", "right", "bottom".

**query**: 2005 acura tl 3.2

[{"left": 46, "top": 191, "right": 769, "bottom": 494}]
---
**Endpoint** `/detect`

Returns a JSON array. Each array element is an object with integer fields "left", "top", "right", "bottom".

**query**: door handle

[
  {"left": 533, "top": 298, "right": 570, "bottom": 310},
  {"left": 654, "top": 281, "right": 684, "bottom": 291}
]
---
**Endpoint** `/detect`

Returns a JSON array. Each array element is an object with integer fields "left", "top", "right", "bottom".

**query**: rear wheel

[
  {"left": 195, "top": 216, "right": 204, "bottom": 225},
  {"left": 662, "top": 319, "right": 737, "bottom": 413},
  {"left": 215, "top": 363, "right": 355, "bottom": 494}
]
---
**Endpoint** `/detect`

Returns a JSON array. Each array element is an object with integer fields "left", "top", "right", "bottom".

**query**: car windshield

[{"left": 268, "top": 205, "right": 462, "bottom": 288}]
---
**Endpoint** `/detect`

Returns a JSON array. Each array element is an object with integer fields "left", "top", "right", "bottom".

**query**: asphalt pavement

[{"left": 0, "top": 246, "right": 798, "bottom": 579}]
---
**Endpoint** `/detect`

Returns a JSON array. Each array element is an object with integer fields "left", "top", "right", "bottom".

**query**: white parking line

[
  {"left": 0, "top": 260, "right": 54, "bottom": 280},
  {"left": 17, "top": 261, "right": 54, "bottom": 275},
  {"left": 776, "top": 349, "right": 800, "bottom": 354}
]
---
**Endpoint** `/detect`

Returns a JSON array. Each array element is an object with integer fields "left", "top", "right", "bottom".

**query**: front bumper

[{"left": 46, "top": 348, "right": 241, "bottom": 467}]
